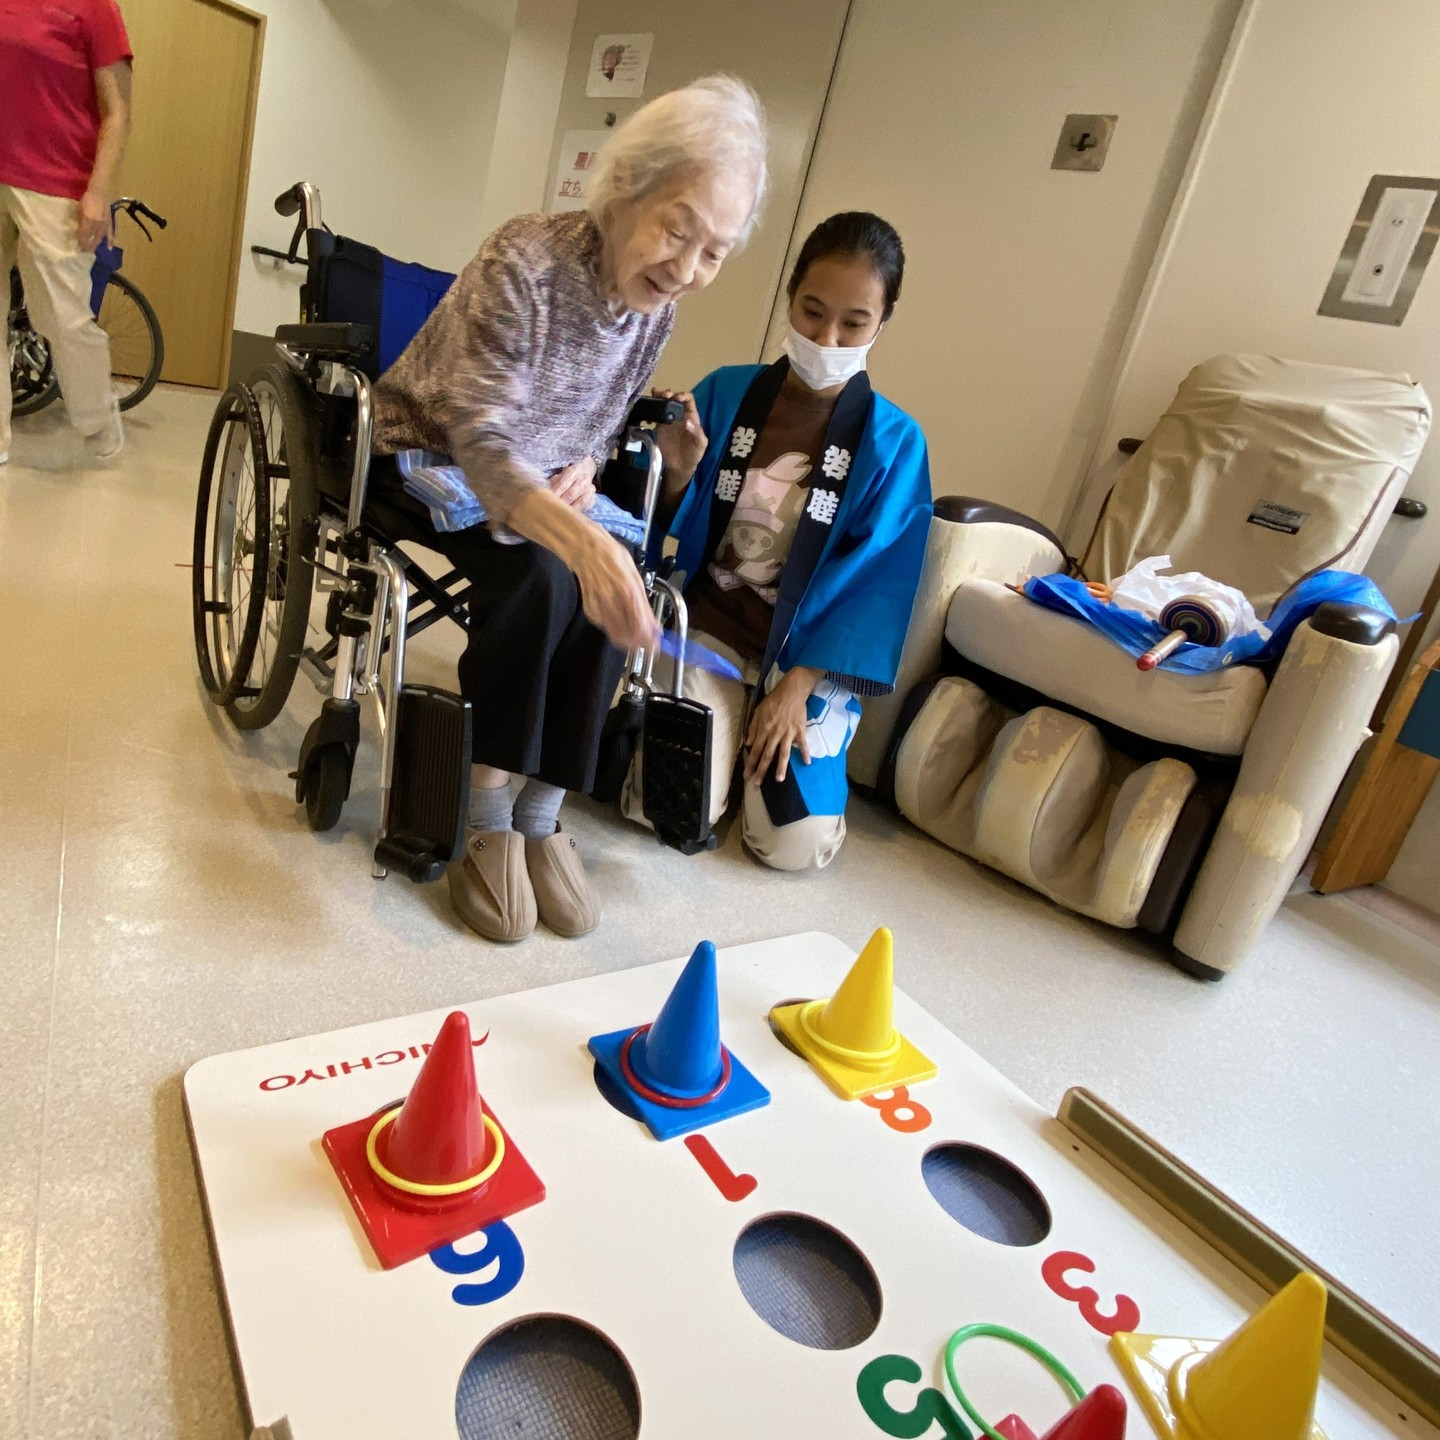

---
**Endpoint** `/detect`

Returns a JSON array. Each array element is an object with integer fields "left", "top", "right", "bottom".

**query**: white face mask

[{"left": 783, "top": 323, "right": 875, "bottom": 391}]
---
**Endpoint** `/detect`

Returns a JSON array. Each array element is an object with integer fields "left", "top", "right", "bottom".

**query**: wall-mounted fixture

[
  {"left": 1319, "top": 174, "right": 1440, "bottom": 326},
  {"left": 1051, "top": 114, "right": 1116, "bottom": 172}
]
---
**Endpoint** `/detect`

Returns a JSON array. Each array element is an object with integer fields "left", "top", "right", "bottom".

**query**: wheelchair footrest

[
  {"left": 642, "top": 694, "right": 716, "bottom": 854},
  {"left": 373, "top": 834, "right": 448, "bottom": 884},
  {"left": 381, "top": 685, "right": 472, "bottom": 879}
]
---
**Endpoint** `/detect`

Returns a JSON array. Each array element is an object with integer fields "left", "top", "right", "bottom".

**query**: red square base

[{"left": 321, "top": 1102, "right": 545, "bottom": 1270}]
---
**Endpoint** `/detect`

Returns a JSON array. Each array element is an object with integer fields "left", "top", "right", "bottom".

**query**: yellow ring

[
  {"left": 796, "top": 998, "right": 901, "bottom": 1070},
  {"left": 365, "top": 1107, "right": 505, "bottom": 1196}
]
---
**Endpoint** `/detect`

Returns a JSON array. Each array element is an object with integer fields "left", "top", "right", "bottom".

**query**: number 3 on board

[{"left": 1040, "top": 1249, "right": 1140, "bottom": 1336}]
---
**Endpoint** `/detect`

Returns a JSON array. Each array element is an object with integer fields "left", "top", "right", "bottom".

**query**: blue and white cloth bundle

[{"left": 396, "top": 450, "right": 647, "bottom": 547}]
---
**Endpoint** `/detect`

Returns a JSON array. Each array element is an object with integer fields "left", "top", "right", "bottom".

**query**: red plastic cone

[
  {"left": 372, "top": 1011, "right": 492, "bottom": 1196},
  {"left": 1040, "top": 1385, "right": 1127, "bottom": 1440}
]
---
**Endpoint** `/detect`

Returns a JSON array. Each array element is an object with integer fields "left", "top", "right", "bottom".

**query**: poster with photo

[
  {"left": 549, "top": 130, "right": 612, "bottom": 213},
  {"left": 585, "top": 33, "right": 653, "bottom": 99}
]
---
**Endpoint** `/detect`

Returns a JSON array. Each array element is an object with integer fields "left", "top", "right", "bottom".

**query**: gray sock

[
  {"left": 513, "top": 778, "right": 566, "bottom": 840},
  {"left": 468, "top": 773, "right": 513, "bottom": 833}
]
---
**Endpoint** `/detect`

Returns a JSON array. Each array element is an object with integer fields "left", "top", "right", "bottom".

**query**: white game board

[{"left": 184, "top": 931, "right": 1433, "bottom": 1440}]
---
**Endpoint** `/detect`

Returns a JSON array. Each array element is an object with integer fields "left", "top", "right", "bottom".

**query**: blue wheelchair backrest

[{"left": 309, "top": 233, "right": 455, "bottom": 379}]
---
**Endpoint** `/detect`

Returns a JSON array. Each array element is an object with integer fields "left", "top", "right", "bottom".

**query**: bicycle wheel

[
  {"left": 193, "top": 384, "right": 271, "bottom": 708},
  {"left": 98, "top": 271, "right": 163, "bottom": 411}
]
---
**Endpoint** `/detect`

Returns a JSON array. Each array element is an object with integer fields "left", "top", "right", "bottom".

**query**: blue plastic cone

[{"left": 631, "top": 941, "right": 725, "bottom": 1098}]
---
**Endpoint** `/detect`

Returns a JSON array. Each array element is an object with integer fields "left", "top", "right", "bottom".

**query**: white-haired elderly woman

[{"left": 371, "top": 75, "right": 768, "bottom": 945}]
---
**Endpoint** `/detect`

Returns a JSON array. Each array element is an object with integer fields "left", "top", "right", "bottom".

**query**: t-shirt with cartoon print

[{"left": 685, "top": 371, "right": 839, "bottom": 661}]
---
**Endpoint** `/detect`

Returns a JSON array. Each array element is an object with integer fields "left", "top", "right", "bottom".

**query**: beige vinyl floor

[{"left": 2, "top": 386, "right": 1438, "bottom": 1438}]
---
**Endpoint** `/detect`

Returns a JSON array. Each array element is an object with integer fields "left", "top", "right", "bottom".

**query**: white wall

[
  {"left": 544, "top": 0, "right": 849, "bottom": 391},
  {"left": 234, "top": 0, "right": 514, "bottom": 338},
  {"left": 1076, "top": 0, "right": 1440, "bottom": 908},
  {"left": 768, "top": 0, "right": 1242, "bottom": 526}
]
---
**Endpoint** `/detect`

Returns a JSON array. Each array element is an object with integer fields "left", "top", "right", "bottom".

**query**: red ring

[{"left": 619, "top": 1024, "right": 731, "bottom": 1108}]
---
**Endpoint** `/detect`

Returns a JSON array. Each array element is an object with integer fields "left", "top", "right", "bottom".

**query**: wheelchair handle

[{"left": 274, "top": 181, "right": 323, "bottom": 233}]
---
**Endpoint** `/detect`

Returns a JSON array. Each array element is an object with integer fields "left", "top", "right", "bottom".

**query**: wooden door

[{"left": 115, "top": 0, "right": 264, "bottom": 388}]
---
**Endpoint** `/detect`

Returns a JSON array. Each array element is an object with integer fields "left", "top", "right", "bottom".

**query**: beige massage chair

[{"left": 849, "top": 355, "right": 1431, "bottom": 978}]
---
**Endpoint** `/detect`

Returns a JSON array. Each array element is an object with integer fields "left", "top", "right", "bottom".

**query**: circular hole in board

[
  {"left": 733, "top": 1212, "right": 882, "bottom": 1350},
  {"left": 766, "top": 997, "right": 811, "bottom": 1057},
  {"left": 455, "top": 1313, "right": 640, "bottom": 1440},
  {"left": 922, "top": 1142, "right": 1052, "bottom": 1247},
  {"left": 591, "top": 1057, "right": 644, "bottom": 1121}
]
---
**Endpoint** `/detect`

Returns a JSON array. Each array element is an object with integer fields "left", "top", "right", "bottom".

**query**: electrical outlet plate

[
  {"left": 1051, "top": 113, "right": 1117, "bottom": 172},
  {"left": 1320, "top": 173, "right": 1440, "bottom": 326}
]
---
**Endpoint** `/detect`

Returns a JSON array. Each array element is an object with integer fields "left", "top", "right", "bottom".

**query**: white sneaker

[
  {"left": 85, "top": 413, "right": 125, "bottom": 463},
  {"left": 0, "top": 451, "right": 8, "bottom": 466}
]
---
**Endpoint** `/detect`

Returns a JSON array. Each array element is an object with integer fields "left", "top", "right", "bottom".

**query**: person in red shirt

[{"left": 1, "top": 0, "right": 134, "bottom": 465}]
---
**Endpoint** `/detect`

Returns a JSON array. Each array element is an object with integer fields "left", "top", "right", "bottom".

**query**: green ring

[{"left": 943, "top": 1322, "right": 1086, "bottom": 1440}]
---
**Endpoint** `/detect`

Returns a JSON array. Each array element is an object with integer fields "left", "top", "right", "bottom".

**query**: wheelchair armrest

[
  {"left": 1308, "top": 601, "right": 1394, "bottom": 646},
  {"left": 274, "top": 322, "right": 376, "bottom": 363}
]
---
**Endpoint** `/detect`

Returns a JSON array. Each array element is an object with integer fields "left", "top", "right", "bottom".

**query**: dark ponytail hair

[{"left": 787, "top": 212, "right": 905, "bottom": 321}]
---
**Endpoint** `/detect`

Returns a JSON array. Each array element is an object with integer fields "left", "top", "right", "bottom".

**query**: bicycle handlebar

[{"left": 110, "top": 197, "right": 168, "bottom": 238}]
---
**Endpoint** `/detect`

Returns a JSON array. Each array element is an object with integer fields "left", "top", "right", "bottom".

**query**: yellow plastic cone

[
  {"left": 811, "top": 927, "right": 900, "bottom": 1060},
  {"left": 1171, "top": 1273, "right": 1327, "bottom": 1440},
  {"left": 768, "top": 928, "right": 937, "bottom": 1101}
]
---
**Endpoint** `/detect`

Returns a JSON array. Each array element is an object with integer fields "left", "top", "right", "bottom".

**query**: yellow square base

[
  {"left": 768, "top": 1000, "right": 937, "bottom": 1101},
  {"left": 1109, "top": 1332, "right": 1329, "bottom": 1440}
]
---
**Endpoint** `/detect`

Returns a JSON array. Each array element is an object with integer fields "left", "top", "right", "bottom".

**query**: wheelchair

[{"left": 191, "top": 182, "right": 701, "bottom": 881}]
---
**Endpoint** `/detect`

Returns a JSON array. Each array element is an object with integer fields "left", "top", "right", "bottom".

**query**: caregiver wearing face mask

[{"left": 624, "top": 212, "right": 932, "bottom": 871}]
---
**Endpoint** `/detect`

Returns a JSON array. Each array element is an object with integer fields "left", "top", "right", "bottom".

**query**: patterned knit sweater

[{"left": 373, "top": 211, "right": 674, "bottom": 526}]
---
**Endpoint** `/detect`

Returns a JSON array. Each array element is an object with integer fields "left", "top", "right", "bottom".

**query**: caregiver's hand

[
  {"left": 507, "top": 486, "right": 659, "bottom": 651},
  {"left": 550, "top": 455, "right": 597, "bottom": 510},
  {"left": 652, "top": 388, "right": 707, "bottom": 491},
  {"left": 744, "top": 666, "right": 823, "bottom": 784}
]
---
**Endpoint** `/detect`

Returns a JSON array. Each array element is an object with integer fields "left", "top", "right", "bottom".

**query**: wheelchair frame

[{"left": 193, "top": 181, "right": 698, "bottom": 881}]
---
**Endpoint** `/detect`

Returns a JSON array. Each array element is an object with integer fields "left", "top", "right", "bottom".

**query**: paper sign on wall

[
  {"left": 586, "top": 33, "right": 653, "bottom": 99},
  {"left": 549, "top": 130, "right": 612, "bottom": 213}
]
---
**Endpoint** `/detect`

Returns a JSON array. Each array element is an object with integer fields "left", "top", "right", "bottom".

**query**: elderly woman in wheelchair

[
  {"left": 366, "top": 76, "right": 767, "bottom": 943},
  {"left": 194, "top": 77, "right": 765, "bottom": 944}
]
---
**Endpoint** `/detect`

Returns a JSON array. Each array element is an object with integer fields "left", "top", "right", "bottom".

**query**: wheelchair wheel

[
  {"left": 98, "top": 272, "right": 163, "bottom": 411},
  {"left": 192, "top": 367, "right": 320, "bottom": 729},
  {"left": 303, "top": 745, "right": 350, "bottom": 832},
  {"left": 8, "top": 274, "right": 58, "bottom": 416}
]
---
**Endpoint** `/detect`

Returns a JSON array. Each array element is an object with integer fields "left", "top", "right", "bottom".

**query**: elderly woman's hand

[
  {"left": 550, "top": 456, "right": 598, "bottom": 510},
  {"left": 571, "top": 530, "right": 660, "bottom": 650},
  {"left": 653, "top": 389, "right": 708, "bottom": 489}
]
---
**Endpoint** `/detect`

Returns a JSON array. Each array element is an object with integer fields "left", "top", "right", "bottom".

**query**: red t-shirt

[{"left": 0, "top": 0, "right": 133, "bottom": 201}]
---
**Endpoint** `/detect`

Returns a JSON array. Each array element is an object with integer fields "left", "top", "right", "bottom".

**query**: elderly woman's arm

[{"left": 425, "top": 242, "right": 658, "bottom": 650}]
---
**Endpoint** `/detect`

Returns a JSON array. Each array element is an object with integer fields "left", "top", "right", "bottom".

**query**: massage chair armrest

[
  {"left": 932, "top": 495, "right": 1068, "bottom": 566},
  {"left": 1308, "top": 601, "right": 1394, "bottom": 646},
  {"left": 847, "top": 497, "right": 1068, "bottom": 789},
  {"left": 1172, "top": 616, "right": 1400, "bottom": 976}
]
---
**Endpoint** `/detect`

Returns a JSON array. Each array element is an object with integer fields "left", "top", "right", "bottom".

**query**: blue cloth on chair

[
  {"left": 396, "top": 450, "right": 647, "bottom": 546},
  {"left": 1022, "top": 569, "right": 1402, "bottom": 673}
]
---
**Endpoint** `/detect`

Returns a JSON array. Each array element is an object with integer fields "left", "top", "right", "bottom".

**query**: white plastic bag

[{"left": 1108, "top": 555, "right": 1268, "bottom": 640}]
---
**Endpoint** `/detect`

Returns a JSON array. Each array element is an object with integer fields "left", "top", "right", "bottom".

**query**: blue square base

[{"left": 587, "top": 1026, "right": 771, "bottom": 1141}]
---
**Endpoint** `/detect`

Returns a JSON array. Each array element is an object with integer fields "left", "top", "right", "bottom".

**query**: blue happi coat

[{"left": 663, "top": 364, "right": 933, "bottom": 696}]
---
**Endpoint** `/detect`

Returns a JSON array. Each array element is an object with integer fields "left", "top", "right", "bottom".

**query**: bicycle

[{"left": 7, "top": 196, "right": 168, "bottom": 417}]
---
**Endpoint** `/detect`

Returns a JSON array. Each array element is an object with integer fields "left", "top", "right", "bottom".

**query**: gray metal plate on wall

[{"left": 1319, "top": 173, "right": 1440, "bottom": 326}]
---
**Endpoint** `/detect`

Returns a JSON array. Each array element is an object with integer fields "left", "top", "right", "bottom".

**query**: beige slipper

[
  {"left": 526, "top": 831, "right": 599, "bottom": 938},
  {"left": 448, "top": 830, "right": 536, "bottom": 942}
]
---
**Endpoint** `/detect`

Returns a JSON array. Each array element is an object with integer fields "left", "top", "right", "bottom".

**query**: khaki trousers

[{"left": 2, "top": 184, "right": 119, "bottom": 450}]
